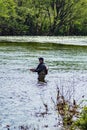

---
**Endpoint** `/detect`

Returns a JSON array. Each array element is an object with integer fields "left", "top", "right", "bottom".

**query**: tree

[
  {"left": 0, "top": 0, "right": 87, "bottom": 35},
  {"left": 0, "top": 0, "right": 16, "bottom": 35}
]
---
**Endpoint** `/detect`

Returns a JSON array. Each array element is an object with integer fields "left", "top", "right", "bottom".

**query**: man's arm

[
  {"left": 34, "top": 65, "right": 40, "bottom": 72},
  {"left": 30, "top": 64, "right": 39, "bottom": 72},
  {"left": 30, "top": 64, "right": 44, "bottom": 73},
  {"left": 30, "top": 69, "right": 35, "bottom": 72},
  {"left": 35, "top": 64, "right": 45, "bottom": 73}
]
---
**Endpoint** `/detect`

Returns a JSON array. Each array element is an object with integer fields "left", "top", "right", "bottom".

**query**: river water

[{"left": 0, "top": 36, "right": 87, "bottom": 130}]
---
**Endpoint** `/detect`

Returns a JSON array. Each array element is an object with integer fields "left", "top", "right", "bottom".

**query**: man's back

[{"left": 35, "top": 63, "right": 47, "bottom": 74}]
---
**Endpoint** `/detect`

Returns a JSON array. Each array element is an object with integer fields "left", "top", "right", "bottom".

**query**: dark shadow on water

[
  {"left": 1, "top": 42, "right": 87, "bottom": 50},
  {"left": 37, "top": 80, "right": 48, "bottom": 87}
]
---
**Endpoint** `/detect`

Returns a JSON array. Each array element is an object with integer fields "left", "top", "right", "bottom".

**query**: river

[{"left": 0, "top": 36, "right": 87, "bottom": 130}]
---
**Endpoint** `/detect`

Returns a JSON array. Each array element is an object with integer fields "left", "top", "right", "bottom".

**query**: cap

[{"left": 39, "top": 57, "right": 44, "bottom": 61}]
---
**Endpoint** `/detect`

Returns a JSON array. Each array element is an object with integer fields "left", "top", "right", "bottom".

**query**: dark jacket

[{"left": 35, "top": 63, "right": 47, "bottom": 74}]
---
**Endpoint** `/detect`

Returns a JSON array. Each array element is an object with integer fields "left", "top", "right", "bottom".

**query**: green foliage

[
  {"left": 75, "top": 106, "right": 87, "bottom": 130},
  {"left": 0, "top": 0, "right": 87, "bottom": 35},
  {"left": 0, "top": 0, "right": 16, "bottom": 17}
]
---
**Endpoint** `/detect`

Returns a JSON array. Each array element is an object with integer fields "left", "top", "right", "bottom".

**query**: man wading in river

[{"left": 30, "top": 58, "right": 48, "bottom": 82}]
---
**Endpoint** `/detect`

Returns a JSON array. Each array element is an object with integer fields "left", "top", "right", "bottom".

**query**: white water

[{"left": 0, "top": 36, "right": 87, "bottom": 46}]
